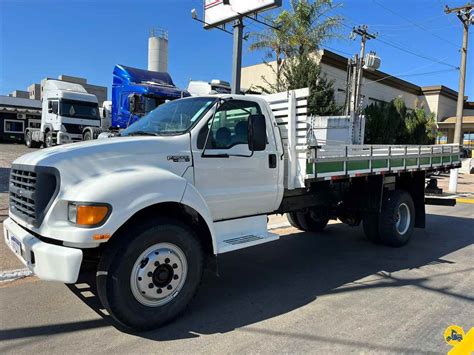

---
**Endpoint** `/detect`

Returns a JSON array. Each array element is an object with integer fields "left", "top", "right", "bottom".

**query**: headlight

[{"left": 68, "top": 202, "right": 111, "bottom": 227}]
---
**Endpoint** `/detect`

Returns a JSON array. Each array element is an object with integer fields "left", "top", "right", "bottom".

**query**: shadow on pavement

[{"left": 2, "top": 213, "right": 473, "bottom": 343}]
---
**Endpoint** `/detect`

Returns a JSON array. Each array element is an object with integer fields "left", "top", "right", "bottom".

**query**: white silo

[{"left": 148, "top": 28, "right": 169, "bottom": 73}]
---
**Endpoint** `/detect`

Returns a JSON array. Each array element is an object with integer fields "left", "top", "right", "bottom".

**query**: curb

[{"left": 0, "top": 268, "right": 32, "bottom": 283}]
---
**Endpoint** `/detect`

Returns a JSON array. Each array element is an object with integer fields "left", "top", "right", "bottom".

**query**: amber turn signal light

[{"left": 68, "top": 203, "right": 110, "bottom": 226}]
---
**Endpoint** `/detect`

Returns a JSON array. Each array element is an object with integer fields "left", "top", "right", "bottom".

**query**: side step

[
  {"left": 214, "top": 215, "right": 280, "bottom": 254},
  {"left": 218, "top": 232, "right": 279, "bottom": 254}
]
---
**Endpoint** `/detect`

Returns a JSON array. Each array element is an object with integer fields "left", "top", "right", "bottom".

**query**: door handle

[{"left": 269, "top": 154, "right": 277, "bottom": 168}]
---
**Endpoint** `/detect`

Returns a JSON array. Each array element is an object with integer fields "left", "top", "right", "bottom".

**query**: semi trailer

[
  {"left": 4, "top": 88, "right": 461, "bottom": 330},
  {"left": 25, "top": 79, "right": 100, "bottom": 148}
]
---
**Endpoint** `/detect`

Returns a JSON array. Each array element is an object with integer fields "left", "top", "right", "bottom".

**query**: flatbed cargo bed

[{"left": 262, "top": 89, "right": 461, "bottom": 189}]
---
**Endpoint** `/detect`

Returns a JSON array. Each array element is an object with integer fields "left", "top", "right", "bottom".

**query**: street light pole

[
  {"left": 446, "top": 3, "right": 472, "bottom": 193},
  {"left": 231, "top": 17, "right": 244, "bottom": 94}
]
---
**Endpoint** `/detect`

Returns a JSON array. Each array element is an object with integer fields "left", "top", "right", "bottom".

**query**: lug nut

[{"left": 148, "top": 283, "right": 154, "bottom": 289}]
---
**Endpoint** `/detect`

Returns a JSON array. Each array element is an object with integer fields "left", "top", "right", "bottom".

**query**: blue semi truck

[{"left": 83, "top": 64, "right": 189, "bottom": 140}]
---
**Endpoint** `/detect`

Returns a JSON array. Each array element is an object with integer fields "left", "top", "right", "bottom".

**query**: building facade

[
  {"left": 0, "top": 96, "right": 41, "bottom": 142},
  {"left": 241, "top": 50, "right": 473, "bottom": 146}
]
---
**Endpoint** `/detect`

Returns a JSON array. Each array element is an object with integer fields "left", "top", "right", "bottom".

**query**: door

[{"left": 192, "top": 99, "right": 280, "bottom": 221}]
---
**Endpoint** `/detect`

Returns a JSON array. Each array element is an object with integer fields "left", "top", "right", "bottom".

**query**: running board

[
  {"left": 214, "top": 215, "right": 280, "bottom": 254},
  {"left": 218, "top": 232, "right": 279, "bottom": 254}
]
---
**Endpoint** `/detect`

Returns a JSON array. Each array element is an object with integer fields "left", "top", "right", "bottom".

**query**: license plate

[{"left": 10, "top": 234, "right": 22, "bottom": 256}]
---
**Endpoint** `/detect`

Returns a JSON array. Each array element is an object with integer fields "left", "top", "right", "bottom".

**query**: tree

[
  {"left": 248, "top": 0, "right": 342, "bottom": 93},
  {"left": 282, "top": 54, "right": 340, "bottom": 115},
  {"left": 405, "top": 106, "right": 437, "bottom": 145},
  {"left": 364, "top": 98, "right": 436, "bottom": 145}
]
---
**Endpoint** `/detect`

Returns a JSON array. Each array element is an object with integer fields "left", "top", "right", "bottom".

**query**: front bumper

[
  {"left": 3, "top": 218, "right": 83, "bottom": 283},
  {"left": 58, "top": 131, "right": 82, "bottom": 144}
]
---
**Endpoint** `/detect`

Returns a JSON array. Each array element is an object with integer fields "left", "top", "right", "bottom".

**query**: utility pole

[
  {"left": 445, "top": 3, "right": 473, "bottom": 193},
  {"left": 347, "top": 25, "right": 377, "bottom": 115},
  {"left": 231, "top": 17, "right": 244, "bottom": 94}
]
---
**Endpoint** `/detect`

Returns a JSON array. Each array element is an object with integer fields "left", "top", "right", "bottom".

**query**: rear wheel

[
  {"left": 96, "top": 218, "right": 203, "bottom": 330},
  {"left": 379, "top": 190, "right": 415, "bottom": 247},
  {"left": 286, "top": 212, "right": 303, "bottom": 229},
  {"left": 294, "top": 209, "right": 329, "bottom": 232}
]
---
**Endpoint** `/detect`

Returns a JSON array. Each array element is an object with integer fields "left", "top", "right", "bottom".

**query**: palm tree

[
  {"left": 248, "top": 13, "right": 291, "bottom": 92},
  {"left": 248, "top": 0, "right": 342, "bottom": 92}
]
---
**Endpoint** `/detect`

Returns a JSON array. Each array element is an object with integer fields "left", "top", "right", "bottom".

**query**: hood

[{"left": 14, "top": 135, "right": 192, "bottom": 184}]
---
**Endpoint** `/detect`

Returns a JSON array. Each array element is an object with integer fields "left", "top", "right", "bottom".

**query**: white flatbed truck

[{"left": 4, "top": 88, "right": 460, "bottom": 330}]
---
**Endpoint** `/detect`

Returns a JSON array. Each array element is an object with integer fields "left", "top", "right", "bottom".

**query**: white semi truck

[
  {"left": 25, "top": 79, "right": 100, "bottom": 148},
  {"left": 4, "top": 88, "right": 460, "bottom": 330}
]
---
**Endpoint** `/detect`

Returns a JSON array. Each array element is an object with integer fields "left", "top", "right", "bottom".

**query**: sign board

[{"left": 204, "top": 0, "right": 282, "bottom": 28}]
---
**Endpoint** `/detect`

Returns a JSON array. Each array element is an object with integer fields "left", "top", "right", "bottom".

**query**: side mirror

[
  {"left": 48, "top": 101, "right": 53, "bottom": 113},
  {"left": 248, "top": 114, "right": 266, "bottom": 151}
]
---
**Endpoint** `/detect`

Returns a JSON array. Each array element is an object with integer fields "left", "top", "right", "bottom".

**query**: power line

[
  {"left": 373, "top": 36, "right": 459, "bottom": 69},
  {"left": 372, "top": 0, "right": 460, "bottom": 48},
  {"left": 318, "top": 12, "right": 459, "bottom": 69},
  {"left": 365, "top": 14, "right": 448, "bottom": 28},
  {"left": 364, "top": 68, "right": 459, "bottom": 86}
]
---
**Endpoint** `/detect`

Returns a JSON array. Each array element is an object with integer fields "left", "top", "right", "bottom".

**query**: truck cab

[
  {"left": 25, "top": 80, "right": 100, "bottom": 148},
  {"left": 111, "top": 64, "right": 189, "bottom": 129}
]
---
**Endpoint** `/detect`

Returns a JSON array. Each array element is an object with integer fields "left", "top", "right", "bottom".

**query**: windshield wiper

[{"left": 126, "top": 131, "right": 159, "bottom": 136}]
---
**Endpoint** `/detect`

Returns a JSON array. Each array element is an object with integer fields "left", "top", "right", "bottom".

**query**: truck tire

[
  {"left": 83, "top": 131, "right": 92, "bottom": 141},
  {"left": 25, "top": 131, "right": 39, "bottom": 148},
  {"left": 295, "top": 209, "right": 329, "bottom": 232},
  {"left": 378, "top": 190, "right": 415, "bottom": 247},
  {"left": 287, "top": 212, "right": 303, "bottom": 229},
  {"left": 363, "top": 213, "right": 381, "bottom": 244},
  {"left": 44, "top": 131, "right": 53, "bottom": 148},
  {"left": 96, "top": 218, "right": 203, "bottom": 330}
]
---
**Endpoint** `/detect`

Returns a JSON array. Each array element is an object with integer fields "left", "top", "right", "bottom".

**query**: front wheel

[
  {"left": 83, "top": 131, "right": 93, "bottom": 141},
  {"left": 44, "top": 131, "right": 53, "bottom": 148},
  {"left": 96, "top": 218, "right": 204, "bottom": 330},
  {"left": 25, "top": 131, "right": 33, "bottom": 148}
]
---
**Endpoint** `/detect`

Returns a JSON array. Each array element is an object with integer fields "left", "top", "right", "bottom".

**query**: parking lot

[{"left": 1, "top": 142, "right": 473, "bottom": 353}]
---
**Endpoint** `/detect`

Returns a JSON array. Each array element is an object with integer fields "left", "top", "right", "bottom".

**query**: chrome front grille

[
  {"left": 10, "top": 169, "right": 37, "bottom": 220},
  {"left": 9, "top": 165, "right": 59, "bottom": 227}
]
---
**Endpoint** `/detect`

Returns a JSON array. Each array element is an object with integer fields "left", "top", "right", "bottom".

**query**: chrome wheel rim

[
  {"left": 395, "top": 203, "right": 410, "bottom": 235},
  {"left": 46, "top": 134, "right": 52, "bottom": 147},
  {"left": 130, "top": 242, "right": 188, "bottom": 307}
]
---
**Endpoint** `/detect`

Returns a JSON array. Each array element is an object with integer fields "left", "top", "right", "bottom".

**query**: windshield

[
  {"left": 60, "top": 99, "right": 99, "bottom": 120},
  {"left": 143, "top": 95, "right": 167, "bottom": 113},
  {"left": 121, "top": 97, "right": 216, "bottom": 136}
]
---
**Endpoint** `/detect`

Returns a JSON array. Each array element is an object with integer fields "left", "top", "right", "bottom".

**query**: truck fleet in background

[{"left": 20, "top": 63, "right": 232, "bottom": 147}]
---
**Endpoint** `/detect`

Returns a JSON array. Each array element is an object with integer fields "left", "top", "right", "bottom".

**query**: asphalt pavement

[{"left": 1, "top": 204, "right": 473, "bottom": 354}]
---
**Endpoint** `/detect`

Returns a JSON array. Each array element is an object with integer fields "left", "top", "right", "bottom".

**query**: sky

[{"left": 0, "top": 0, "right": 472, "bottom": 100}]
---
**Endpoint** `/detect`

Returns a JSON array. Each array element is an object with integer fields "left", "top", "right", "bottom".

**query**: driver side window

[{"left": 197, "top": 100, "right": 261, "bottom": 150}]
